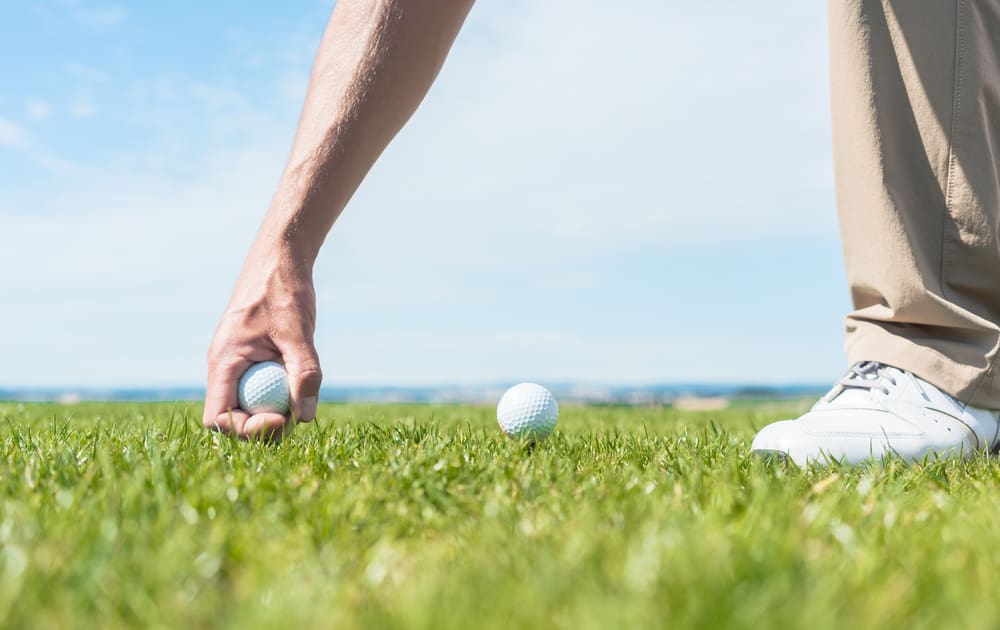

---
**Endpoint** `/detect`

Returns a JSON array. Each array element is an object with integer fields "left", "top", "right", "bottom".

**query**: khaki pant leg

[{"left": 830, "top": 0, "right": 1000, "bottom": 407}]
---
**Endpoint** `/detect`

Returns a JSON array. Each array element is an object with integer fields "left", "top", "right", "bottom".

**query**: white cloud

[
  {"left": 26, "top": 100, "right": 52, "bottom": 122},
  {"left": 0, "top": 118, "right": 81, "bottom": 176},
  {"left": 65, "top": 63, "right": 107, "bottom": 83},
  {"left": 0, "top": 68, "right": 298, "bottom": 386},
  {"left": 70, "top": 97, "right": 96, "bottom": 118},
  {"left": 321, "top": 329, "right": 845, "bottom": 386},
  {"left": 0, "top": 2, "right": 847, "bottom": 387},
  {"left": 0, "top": 118, "right": 24, "bottom": 147},
  {"left": 276, "top": 71, "right": 311, "bottom": 107},
  {"left": 0, "top": 134, "right": 287, "bottom": 387},
  {"left": 327, "top": 0, "right": 836, "bottom": 272},
  {"left": 59, "top": 0, "right": 126, "bottom": 28},
  {"left": 0, "top": 137, "right": 283, "bottom": 290}
]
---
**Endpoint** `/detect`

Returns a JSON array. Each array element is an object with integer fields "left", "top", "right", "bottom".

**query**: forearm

[{"left": 252, "top": 0, "right": 474, "bottom": 267}]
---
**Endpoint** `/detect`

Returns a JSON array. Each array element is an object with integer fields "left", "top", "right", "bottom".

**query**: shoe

[{"left": 751, "top": 361, "right": 1000, "bottom": 466}]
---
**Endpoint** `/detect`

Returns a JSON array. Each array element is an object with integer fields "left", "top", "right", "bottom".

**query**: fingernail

[{"left": 301, "top": 396, "right": 318, "bottom": 422}]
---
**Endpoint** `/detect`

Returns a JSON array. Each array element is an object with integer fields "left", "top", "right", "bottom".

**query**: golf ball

[
  {"left": 237, "top": 361, "right": 290, "bottom": 415},
  {"left": 496, "top": 382, "right": 558, "bottom": 441}
]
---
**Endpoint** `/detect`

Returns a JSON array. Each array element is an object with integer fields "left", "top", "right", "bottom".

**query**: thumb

[{"left": 282, "top": 344, "right": 323, "bottom": 422}]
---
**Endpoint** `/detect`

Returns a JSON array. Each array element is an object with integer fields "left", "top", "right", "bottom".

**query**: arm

[{"left": 204, "top": 0, "right": 475, "bottom": 440}]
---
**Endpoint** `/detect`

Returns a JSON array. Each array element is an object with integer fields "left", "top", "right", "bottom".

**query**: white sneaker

[{"left": 751, "top": 361, "right": 1000, "bottom": 466}]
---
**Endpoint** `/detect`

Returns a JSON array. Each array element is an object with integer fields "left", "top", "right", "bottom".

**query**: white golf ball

[
  {"left": 496, "top": 382, "right": 558, "bottom": 441},
  {"left": 237, "top": 361, "right": 290, "bottom": 415}
]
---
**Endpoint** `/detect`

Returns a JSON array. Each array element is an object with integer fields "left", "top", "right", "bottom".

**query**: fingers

[
  {"left": 204, "top": 408, "right": 249, "bottom": 435},
  {"left": 203, "top": 265, "right": 321, "bottom": 439},
  {"left": 206, "top": 410, "right": 292, "bottom": 443},
  {"left": 282, "top": 343, "right": 323, "bottom": 423},
  {"left": 204, "top": 353, "right": 296, "bottom": 441},
  {"left": 203, "top": 355, "right": 255, "bottom": 429},
  {"left": 204, "top": 340, "right": 319, "bottom": 440},
  {"left": 244, "top": 412, "right": 295, "bottom": 443},
  {"left": 204, "top": 349, "right": 292, "bottom": 440}
]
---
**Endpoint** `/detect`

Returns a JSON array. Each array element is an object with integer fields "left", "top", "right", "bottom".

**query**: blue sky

[{"left": 0, "top": 1, "right": 850, "bottom": 388}]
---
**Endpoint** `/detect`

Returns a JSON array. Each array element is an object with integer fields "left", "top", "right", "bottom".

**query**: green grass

[{"left": 3, "top": 400, "right": 1000, "bottom": 629}]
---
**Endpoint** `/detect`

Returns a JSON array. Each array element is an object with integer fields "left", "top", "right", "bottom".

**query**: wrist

[
  {"left": 246, "top": 235, "right": 315, "bottom": 278},
  {"left": 229, "top": 240, "right": 315, "bottom": 310},
  {"left": 261, "top": 166, "right": 345, "bottom": 263}
]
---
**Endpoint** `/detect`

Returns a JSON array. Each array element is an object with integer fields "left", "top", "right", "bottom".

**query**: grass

[{"left": 3, "top": 400, "right": 1000, "bottom": 629}]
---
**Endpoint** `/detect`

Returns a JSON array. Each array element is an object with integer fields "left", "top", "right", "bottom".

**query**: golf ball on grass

[
  {"left": 238, "top": 361, "right": 290, "bottom": 415},
  {"left": 497, "top": 383, "right": 558, "bottom": 441}
]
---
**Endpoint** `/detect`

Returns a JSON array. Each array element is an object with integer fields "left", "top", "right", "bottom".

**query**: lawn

[{"left": 2, "top": 401, "right": 1000, "bottom": 629}]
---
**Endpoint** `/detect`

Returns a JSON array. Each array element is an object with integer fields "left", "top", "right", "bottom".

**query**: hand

[
  {"left": 201, "top": 0, "right": 473, "bottom": 440},
  {"left": 203, "top": 252, "right": 323, "bottom": 442}
]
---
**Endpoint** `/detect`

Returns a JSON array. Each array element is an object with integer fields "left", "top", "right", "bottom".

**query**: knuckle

[
  {"left": 212, "top": 354, "right": 250, "bottom": 377},
  {"left": 294, "top": 366, "right": 323, "bottom": 388}
]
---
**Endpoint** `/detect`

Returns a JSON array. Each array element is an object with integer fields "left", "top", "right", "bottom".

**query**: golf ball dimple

[
  {"left": 496, "top": 383, "right": 558, "bottom": 441},
  {"left": 238, "top": 361, "right": 290, "bottom": 415}
]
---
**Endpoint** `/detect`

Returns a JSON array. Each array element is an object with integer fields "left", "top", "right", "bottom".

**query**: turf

[{"left": 3, "top": 401, "right": 1000, "bottom": 629}]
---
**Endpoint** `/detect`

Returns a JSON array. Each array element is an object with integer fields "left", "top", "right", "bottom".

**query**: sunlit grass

[{"left": 1, "top": 401, "right": 998, "bottom": 629}]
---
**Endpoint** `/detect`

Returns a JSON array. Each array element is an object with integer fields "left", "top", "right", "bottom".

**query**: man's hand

[
  {"left": 203, "top": 251, "right": 322, "bottom": 441},
  {"left": 202, "top": 0, "right": 473, "bottom": 440}
]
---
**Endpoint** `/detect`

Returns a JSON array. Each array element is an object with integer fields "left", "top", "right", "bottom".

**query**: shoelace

[{"left": 828, "top": 361, "right": 899, "bottom": 399}]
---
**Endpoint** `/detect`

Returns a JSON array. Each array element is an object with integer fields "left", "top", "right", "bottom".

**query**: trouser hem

[{"left": 847, "top": 326, "right": 999, "bottom": 409}]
